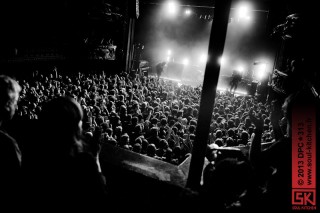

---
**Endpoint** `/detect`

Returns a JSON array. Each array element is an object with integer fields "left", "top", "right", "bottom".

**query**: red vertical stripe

[
  {"left": 292, "top": 104, "right": 317, "bottom": 208},
  {"left": 292, "top": 105, "right": 316, "bottom": 189}
]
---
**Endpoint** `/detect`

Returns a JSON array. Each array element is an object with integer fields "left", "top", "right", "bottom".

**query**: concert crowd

[{"left": 1, "top": 66, "right": 299, "bottom": 212}]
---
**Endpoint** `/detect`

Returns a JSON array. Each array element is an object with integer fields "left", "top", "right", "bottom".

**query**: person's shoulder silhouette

[
  {"left": 25, "top": 96, "right": 108, "bottom": 211},
  {"left": 0, "top": 75, "right": 22, "bottom": 210}
]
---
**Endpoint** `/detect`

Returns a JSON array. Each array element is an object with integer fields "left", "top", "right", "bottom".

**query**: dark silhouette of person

[
  {"left": 229, "top": 70, "right": 242, "bottom": 93},
  {"left": 0, "top": 75, "right": 22, "bottom": 211},
  {"left": 23, "top": 96, "right": 108, "bottom": 211},
  {"left": 201, "top": 157, "right": 253, "bottom": 212},
  {"left": 156, "top": 61, "right": 166, "bottom": 79}
]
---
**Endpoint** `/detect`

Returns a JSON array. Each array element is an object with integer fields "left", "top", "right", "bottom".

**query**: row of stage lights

[
  {"left": 163, "top": 1, "right": 268, "bottom": 81},
  {"left": 165, "top": 49, "right": 268, "bottom": 81},
  {"left": 184, "top": 8, "right": 213, "bottom": 21},
  {"left": 166, "top": 1, "right": 253, "bottom": 22},
  {"left": 165, "top": 49, "right": 207, "bottom": 66}
]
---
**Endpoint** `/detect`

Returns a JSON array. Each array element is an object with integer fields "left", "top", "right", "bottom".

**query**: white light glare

[
  {"left": 255, "top": 63, "right": 267, "bottom": 80},
  {"left": 182, "top": 58, "right": 189, "bottom": 65},
  {"left": 237, "top": 66, "right": 244, "bottom": 73},
  {"left": 237, "top": 5, "right": 249, "bottom": 18},
  {"left": 167, "top": 1, "right": 179, "bottom": 16},
  {"left": 185, "top": 9, "right": 191, "bottom": 15},
  {"left": 200, "top": 54, "right": 207, "bottom": 63},
  {"left": 218, "top": 56, "right": 225, "bottom": 65},
  {"left": 257, "top": 71, "right": 265, "bottom": 80},
  {"left": 167, "top": 50, "right": 172, "bottom": 55}
]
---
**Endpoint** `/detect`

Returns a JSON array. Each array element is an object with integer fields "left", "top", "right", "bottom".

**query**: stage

[{"left": 153, "top": 73, "right": 250, "bottom": 96}]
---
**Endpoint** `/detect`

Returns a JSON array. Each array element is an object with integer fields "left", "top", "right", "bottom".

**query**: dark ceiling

[{"left": 0, "top": 0, "right": 308, "bottom": 49}]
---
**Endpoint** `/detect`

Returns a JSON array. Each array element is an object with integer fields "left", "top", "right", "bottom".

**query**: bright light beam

[
  {"left": 166, "top": 1, "right": 179, "bottom": 16},
  {"left": 237, "top": 66, "right": 244, "bottom": 73},
  {"left": 218, "top": 56, "right": 226, "bottom": 65},
  {"left": 182, "top": 58, "right": 189, "bottom": 65},
  {"left": 256, "top": 63, "right": 267, "bottom": 80},
  {"left": 237, "top": 5, "right": 249, "bottom": 18},
  {"left": 200, "top": 54, "right": 207, "bottom": 63}
]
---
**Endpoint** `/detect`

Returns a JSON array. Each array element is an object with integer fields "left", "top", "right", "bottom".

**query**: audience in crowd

[
  {"left": 0, "top": 66, "right": 298, "bottom": 211},
  {"left": 12, "top": 69, "right": 281, "bottom": 165}
]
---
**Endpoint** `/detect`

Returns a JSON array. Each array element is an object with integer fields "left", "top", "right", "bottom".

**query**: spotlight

[
  {"left": 256, "top": 70, "right": 265, "bottom": 80},
  {"left": 166, "top": 1, "right": 179, "bottom": 17},
  {"left": 182, "top": 58, "right": 189, "bottom": 65},
  {"left": 254, "top": 63, "right": 267, "bottom": 81},
  {"left": 200, "top": 54, "right": 207, "bottom": 63},
  {"left": 237, "top": 5, "right": 249, "bottom": 18},
  {"left": 235, "top": 2, "right": 253, "bottom": 23},
  {"left": 237, "top": 66, "right": 244, "bottom": 73},
  {"left": 218, "top": 56, "right": 226, "bottom": 65},
  {"left": 258, "top": 68, "right": 267, "bottom": 80},
  {"left": 185, "top": 9, "right": 191, "bottom": 16}
]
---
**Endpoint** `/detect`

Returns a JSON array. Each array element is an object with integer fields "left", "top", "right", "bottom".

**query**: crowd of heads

[
  {"left": 10, "top": 68, "right": 281, "bottom": 166},
  {"left": 1, "top": 67, "right": 297, "bottom": 212}
]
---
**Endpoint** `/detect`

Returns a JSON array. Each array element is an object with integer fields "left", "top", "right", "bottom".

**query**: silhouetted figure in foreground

[
  {"left": 201, "top": 157, "right": 253, "bottom": 212},
  {"left": 0, "top": 75, "right": 22, "bottom": 211},
  {"left": 24, "top": 96, "right": 108, "bottom": 211}
]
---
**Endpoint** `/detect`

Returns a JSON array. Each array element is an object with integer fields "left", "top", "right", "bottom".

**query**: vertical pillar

[
  {"left": 125, "top": 18, "right": 135, "bottom": 73},
  {"left": 124, "top": 0, "right": 139, "bottom": 73},
  {"left": 186, "top": 0, "right": 232, "bottom": 191}
]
